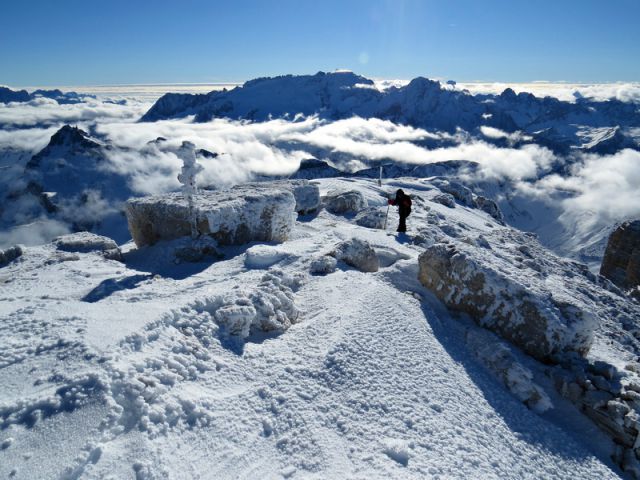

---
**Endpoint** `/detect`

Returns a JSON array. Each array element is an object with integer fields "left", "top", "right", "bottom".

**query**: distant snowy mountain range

[
  {"left": 0, "top": 86, "right": 90, "bottom": 104},
  {"left": 140, "top": 71, "right": 640, "bottom": 154}
]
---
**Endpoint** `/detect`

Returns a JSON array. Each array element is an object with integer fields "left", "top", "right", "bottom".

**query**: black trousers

[{"left": 398, "top": 214, "right": 407, "bottom": 232}]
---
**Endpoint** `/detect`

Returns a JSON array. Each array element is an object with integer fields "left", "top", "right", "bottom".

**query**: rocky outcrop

[
  {"left": 432, "top": 193, "right": 456, "bottom": 208},
  {"left": 331, "top": 238, "right": 379, "bottom": 272},
  {"left": 431, "top": 179, "right": 504, "bottom": 222},
  {"left": 125, "top": 185, "right": 296, "bottom": 247},
  {"left": 549, "top": 358, "right": 640, "bottom": 477},
  {"left": 418, "top": 240, "right": 596, "bottom": 362},
  {"left": 601, "top": 220, "right": 640, "bottom": 291},
  {"left": 0, "top": 245, "right": 23, "bottom": 266},
  {"left": 324, "top": 190, "right": 367, "bottom": 214}
]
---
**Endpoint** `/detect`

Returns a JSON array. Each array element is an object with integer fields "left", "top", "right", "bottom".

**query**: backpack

[{"left": 401, "top": 195, "right": 412, "bottom": 215}]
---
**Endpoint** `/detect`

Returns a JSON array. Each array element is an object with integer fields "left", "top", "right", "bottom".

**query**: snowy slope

[{"left": 1, "top": 177, "right": 633, "bottom": 479}]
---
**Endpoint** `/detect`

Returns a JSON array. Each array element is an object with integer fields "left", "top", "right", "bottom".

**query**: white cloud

[
  {"left": 537, "top": 149, "right": 640, "bottom": 228},
  {"left": 0, "top": 97, "right": 151, "bottom": 127}
]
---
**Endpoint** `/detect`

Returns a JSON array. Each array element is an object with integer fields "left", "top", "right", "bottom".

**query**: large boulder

[
  {"left": 418, "top": 240, "right": 596, "bottom": 362},
  {"left": 331, "top": 238, "right": 379, "bottom": 272},
  {"left": 600, "top": 220, "right": 640, "bottom": 291},
  {"left": 126, "top": 185, "right": 296, "bottom": 247},
  {"left": 324, "top": 190, "right": 367, "bottom": 214}
]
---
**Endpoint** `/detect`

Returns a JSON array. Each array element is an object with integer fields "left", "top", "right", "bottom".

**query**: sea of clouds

[{"left": 1, "top": 83, "right": 639, "bottom": 252}]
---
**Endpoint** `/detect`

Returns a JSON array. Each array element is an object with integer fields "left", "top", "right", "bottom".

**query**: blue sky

[{"left": 2, "top": 0, "right": 639, "bottom": 86}]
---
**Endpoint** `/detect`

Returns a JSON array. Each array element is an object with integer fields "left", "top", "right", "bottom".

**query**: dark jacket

[{"left": 389, "top": 189, "right": 412, "bottom": 216}]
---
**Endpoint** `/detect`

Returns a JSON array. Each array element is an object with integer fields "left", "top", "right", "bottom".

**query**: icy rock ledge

[
  {"left": 125, "top": 185, "right": 296, "bottom": 247},
  {"left": 418, "top": 241, "right": 596, "bottom": 362}
]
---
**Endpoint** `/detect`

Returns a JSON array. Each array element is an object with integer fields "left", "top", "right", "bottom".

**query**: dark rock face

[
  {"left": 600, "top": 220, "right": 640, "bottom": 290},
  {"left": 0, "top": 86, "right": 30, "bottom": 103}
]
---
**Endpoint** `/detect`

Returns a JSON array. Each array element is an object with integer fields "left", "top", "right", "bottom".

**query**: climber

[{"left": 388, "top": 189, "right": 412, "bottom": 233}]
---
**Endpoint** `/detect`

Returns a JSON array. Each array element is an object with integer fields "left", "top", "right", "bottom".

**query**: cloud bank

[{"left": 0, "top": 90, "right": 638, "bottom": 254}]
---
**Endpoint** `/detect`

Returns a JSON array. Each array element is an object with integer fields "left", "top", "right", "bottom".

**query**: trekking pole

[{"left": 383, "top": 203, "right": 390, "bottom": 230}]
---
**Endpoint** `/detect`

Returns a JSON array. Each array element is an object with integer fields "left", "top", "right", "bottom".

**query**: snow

[
  {"left": 244, "top": 245, "right": 291, "bottom": 269},
  {"left": 1, "top": 176, "right": 637, "bottom": 479}
]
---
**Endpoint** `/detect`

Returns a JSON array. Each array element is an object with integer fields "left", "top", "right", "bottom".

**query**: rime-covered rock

[
  {"left": 324, "top": 190, "right": 367, "bottom": 214},
  {"left": 418, "top": 237, "right": 597, "bottom": 362},
  {"left": 354, "top": 207, "right": 387, "bottom": 229},
  {"left": 247, "top": 180, "right": 320, "bottom": 215},
  {"left": 309, "top": 255, "right": 337, "bottom": 275},
  {"left": 331, "top": 238, "right": 379, "bottom": 272},
  {"left": 432, "top": 193, "right": 456, "bottom": 208},
  {"left": 433, "top": 179, "right": 475, "bottom": 207},
  {"left": 465, "top": 328, "right": 551, "bottom": 412},
  {"left": 193, "top": 271, "right": 300, "bottom": 339},
  {"left": 600, "top": 220, "right": 640, "bottom": 290},
  {"left": 125, "top": 185, "right": 296, "bottom": 247},
  {"left": 53, "top": 232, "right": 121, "bottom": 260},
  {"left": 475, "top": 195, "right": 504, "bottom": 223}
]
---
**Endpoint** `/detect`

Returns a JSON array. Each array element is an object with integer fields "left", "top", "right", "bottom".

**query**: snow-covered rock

[
  {"left": 0, "top": 245, "right": 23, "bottom": 266},
  {"left": 466, "top": 328, "right": 552, "bottom": 412},
  {"left": 324, "top": 190, "right": 367, "bottom": 214},
  {"left": 248, "top": 180, "right": 320, "bottom": 215},
  {"left": 433, "top": 179, "right": 475, "bottom": 207},
  {"left": 354, "top": 207, "right": 387, "bottom": 229},
  {"left": 331, "top": 238, "right": 379, "bottom": 272},
  {"left": 418, "top": 235, "right": 597, "bottom": 362},
  {"left": 475, "top": 195, "right": 504, "bottom": 223},
  {"left": 600, "top": 220, "right": 640, "bottom": 290},
  {"left": 125, "top": 185, "right": 296, "bottom": 247},
  {"left": 431, "top": 193, "right": 456, "bottom": 208},
  {"left": 53, "top": 232, "right": 121, "bottom": 260},
  {"left": 193, "top": 270, "right": 300, "bottom": 339},
  {"left": 309, "top": 255, "right": 337, "bottom": 275},
  {"left": 244, "top": 245, "right": 291, "bottom": 269}
]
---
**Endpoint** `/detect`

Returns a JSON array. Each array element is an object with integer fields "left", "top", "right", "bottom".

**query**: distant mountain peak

[{"left": 48, "top": 125, "right": 101, "bottom": 149}]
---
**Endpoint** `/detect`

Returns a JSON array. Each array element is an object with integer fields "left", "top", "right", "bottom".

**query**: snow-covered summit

[{"left": 2, "top": 176, "right": 639, "bottom": 478}]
